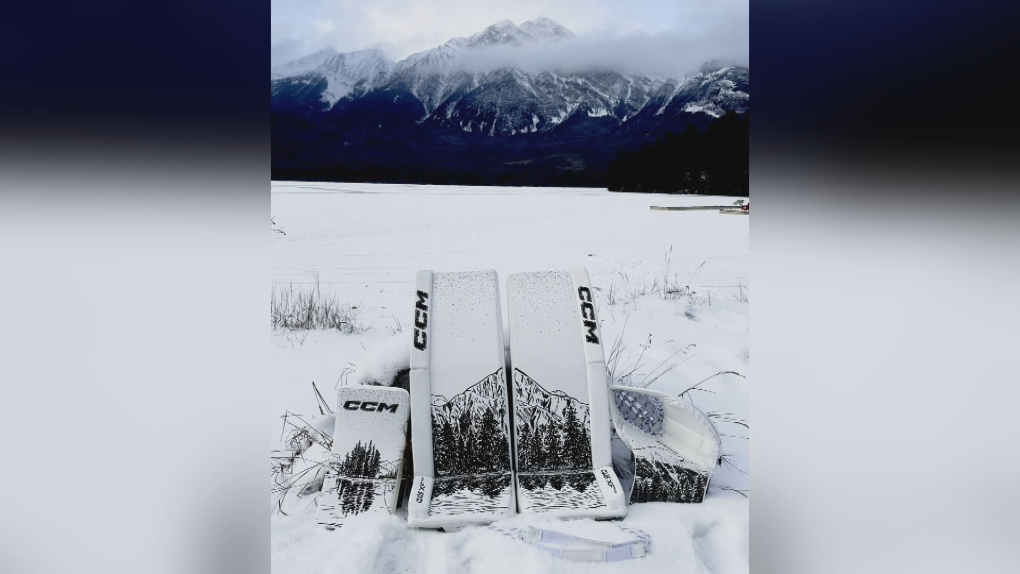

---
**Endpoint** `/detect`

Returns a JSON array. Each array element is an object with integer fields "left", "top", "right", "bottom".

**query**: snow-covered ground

[{"left": 271, "top": 182, "right": 749, "bottom": 573}]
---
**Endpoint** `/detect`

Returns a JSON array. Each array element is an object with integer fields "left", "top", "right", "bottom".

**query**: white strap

[{"left": 488, "top": 524, "right": 650, "bottom": 562}]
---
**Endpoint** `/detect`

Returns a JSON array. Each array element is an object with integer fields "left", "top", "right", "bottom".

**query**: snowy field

[{"left": 271, "top": 182, "right": 749, "bottom": 574}]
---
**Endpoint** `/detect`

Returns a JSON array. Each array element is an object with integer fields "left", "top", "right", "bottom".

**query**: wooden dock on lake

[{"left": 650, "top": 205, "right": 734, "bottom": 211}]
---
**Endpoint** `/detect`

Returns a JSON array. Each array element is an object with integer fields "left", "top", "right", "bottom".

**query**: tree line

[
  {"left": 631, "top": 459, "right": 708, "bottom": 503},
  {"left": 606, "top": 112, "right": 748, "bottom": 196},
  {"left": 432, "top": 406, "right": 511, "bottom": 479},
  {"left": 337, "top": 440, "right": 383, "bottom": 479},
  {"left": 516, "top": 400, "right": 592, "bottom": 474}
]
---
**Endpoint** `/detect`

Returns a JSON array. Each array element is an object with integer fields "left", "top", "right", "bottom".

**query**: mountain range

[
  {"left": 271, "top": 18, "right": 749, "bottom": 187},
  {"left": 431, "top": 370, "right": 508, "bottom": 431},
  {"left": 513, "top": 369, "right": 591, "bottom": 433}
]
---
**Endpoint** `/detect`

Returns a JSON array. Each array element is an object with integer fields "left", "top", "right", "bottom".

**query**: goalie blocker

[{"left": 316, "top": 385, "right": 410, "bottom": 529}]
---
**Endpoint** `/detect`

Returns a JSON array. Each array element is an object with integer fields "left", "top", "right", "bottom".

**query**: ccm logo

[
  {"left": 413, "top": 290, "right": 429, "bottom": 351},
  {"left": 577, "top": 286, "right": 599, "bottom": 344},
  {"left": 342, "top": 400, "right": 399, "bottom": 413}
]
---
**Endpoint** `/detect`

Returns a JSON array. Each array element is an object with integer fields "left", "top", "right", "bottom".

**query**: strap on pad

[{"left": 490, "top": 524, "right": 650, "bottom": 563}]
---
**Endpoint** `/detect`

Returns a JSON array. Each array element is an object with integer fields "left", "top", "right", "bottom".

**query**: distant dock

[{"left": 649, "top": 205, "right": 734, "bottom": 211}]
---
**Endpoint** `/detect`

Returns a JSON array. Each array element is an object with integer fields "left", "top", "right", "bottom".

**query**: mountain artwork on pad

[{"left": 428, "top": 369, "right": 514, "bottom": 517}]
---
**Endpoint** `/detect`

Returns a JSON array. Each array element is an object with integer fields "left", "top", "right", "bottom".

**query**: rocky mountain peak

[
  {"left": 465, "top": 19, "right": 532, "bottom": 48},
  {"left": 519, "top": 17, "right": 575, "bottom": 41}
]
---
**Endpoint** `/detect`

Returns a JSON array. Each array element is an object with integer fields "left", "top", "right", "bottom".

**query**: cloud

[
  {"left": 270, "top": 37, "right": 305, "bottom": 68},
  {"left": 458, "top": 23, "right": 748, "bottom": 78},
  {"left": 270, "top": 0, "right": 748, "bottom": 74},
  {"left": 311, "top": 19, "right": 335, "bottom": 35}
]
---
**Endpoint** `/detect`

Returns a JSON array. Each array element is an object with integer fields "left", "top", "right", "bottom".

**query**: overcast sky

[{"left": 271, "top": 0, "right": 748, "bottom": 76}]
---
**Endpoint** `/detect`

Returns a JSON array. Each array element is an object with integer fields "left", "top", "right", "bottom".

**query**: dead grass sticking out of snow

[{"left": 271, "top": 275, "right": 367, "bottom": 333}]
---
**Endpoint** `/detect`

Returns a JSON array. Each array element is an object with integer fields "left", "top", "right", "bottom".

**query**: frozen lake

[{"left": 271, "top": 182, "right": 748, "bottom": 316}]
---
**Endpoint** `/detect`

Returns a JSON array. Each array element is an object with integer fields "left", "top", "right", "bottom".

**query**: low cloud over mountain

[{"left": 271, "top": 18, "right": 748, "bottom": 188}]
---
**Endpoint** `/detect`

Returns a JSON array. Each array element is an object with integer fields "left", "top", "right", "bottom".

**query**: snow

[
  {"left": 548, "top": 104, "right": 579, "bottom": 125},
  {"left": 518, "top": 17, "right": 576, "bottom": 42},
  {"left": 271, "top": 47, "right": 338, "bottom": 79},
  {"left": 271, "top": 48, "right": 394, "bottom": 107},
  {"left": 273, "top": 500, "right": 746, "bottom": 574},
  {"left": 682, "top": 102, "right": 723, "bottom": 118},
  {"left": 271, "top": 183, "right": 748, "bottom": 573},
  {"left": 353, "top": 333, "right": 409, "bottom": 387}
]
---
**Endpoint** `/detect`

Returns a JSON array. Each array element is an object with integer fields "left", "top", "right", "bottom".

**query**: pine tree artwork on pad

[
  {"left": 426, "top": 369, "right": 515, "bottom": 516},
  {"left": 511, "top": 368, "right": 607, "bottom": 510},
  {"left": 630, "top": 455, "right": 709, "bottom": 504}
]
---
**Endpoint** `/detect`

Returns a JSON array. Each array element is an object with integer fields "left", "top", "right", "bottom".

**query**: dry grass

[
  {"left": 271, "top": 275, "right": 366, "bottom": 333},
  {"left": 661, "top": 245, "right": 705, "bottom": 301},
  {"left": 607, "top": 315, "right": 698, "bottom": 389},
  {"left": 271, "top": 405, "right": 335, "bottom": 516}
]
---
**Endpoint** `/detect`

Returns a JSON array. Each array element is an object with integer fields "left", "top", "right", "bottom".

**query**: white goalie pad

[
  {"left": 316, "top": 386, "right": 410, "bottom": 528},
  {"left": 407, "top": 270, "right": 516, "bottom": 529},
  {"left": 609, "top": 386, "right": 721, "bottom": 503},
  {"left": 506, "top": 268, "right": 628, "bottom": 519}
]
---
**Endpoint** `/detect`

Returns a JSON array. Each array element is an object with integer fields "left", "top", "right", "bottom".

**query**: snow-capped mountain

[
  {"left": 431, "top": 371, "right": 508, "bottom": 430},
  {"left": 383, "top": 18, "right": 578, "bottom": 115},
  {"left": 271, "top": 47, "right": 394, "bottom": 108},
  {"left": 513, "top": 370, "right": 591, "bottom": 432},
  {"left": 271, "top": 18, "right": 747, "bottom": 124},
  {"left": 518, "top": 17, "right": 575, "bottom": 41},
  {"left": 461, "top": 18, "right": 537, "bottom": 47},
  {"left": 420, "top": 65, "right": 748, "bottom": 136},
  {"left": 271, "top": 18, "right": 748, "bottom": 185}
]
